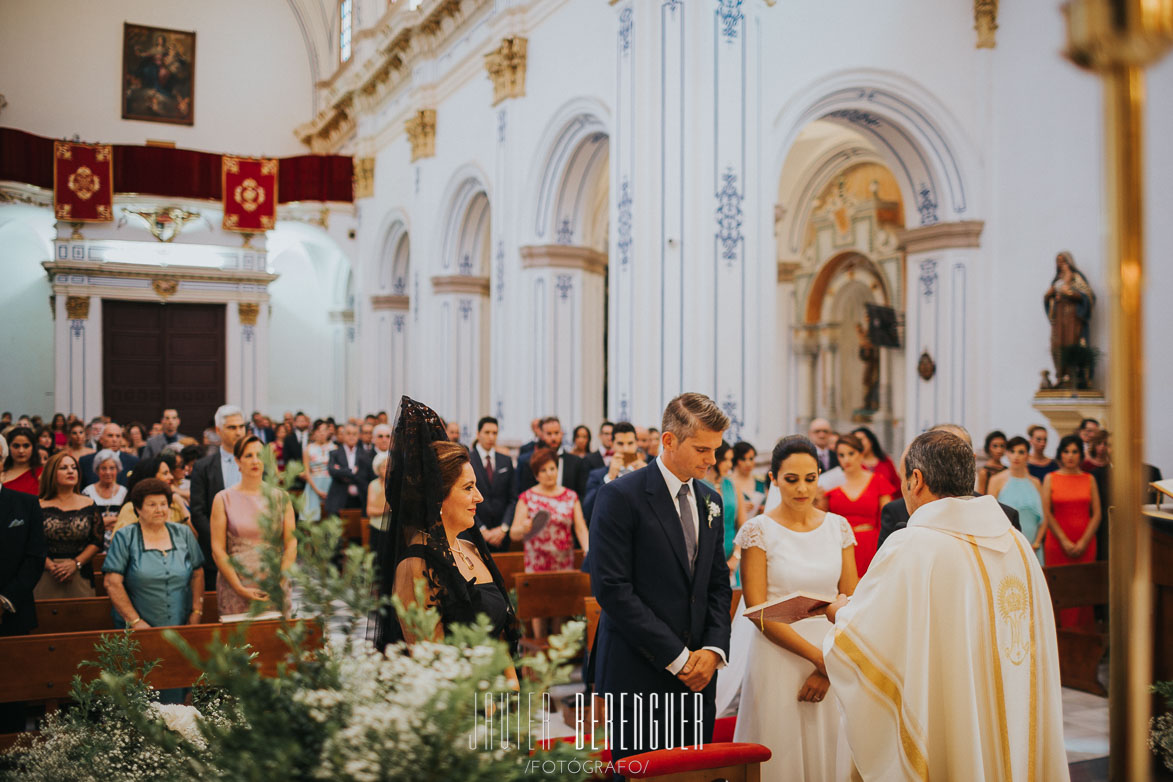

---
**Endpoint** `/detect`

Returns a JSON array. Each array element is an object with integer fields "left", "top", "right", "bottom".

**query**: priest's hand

[
  {"left": 798, "top": 671, "right": 830, "bottom": 703},
  {"left": 824, "top": 593, "right": 849, "bottom": 623},
  {"left": 677, "top": 649, "right": 720, "bottom": 692}
]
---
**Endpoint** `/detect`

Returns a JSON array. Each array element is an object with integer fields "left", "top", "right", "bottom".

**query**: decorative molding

[
  {"left": 519, "top": 245, "right": 607, "bottom": 276},
  {"left": 151, "top": 278, "right": 179, "bottom": 299},
  {"left": 975, "top": 0, "right": 998, "bottom": 48},
  {"left": 43, "top": 260, "right": 276, "bottom": 304},
  {"left": 371, "top": 294, "right": 411, "bottom": 310},
  {"left": 238, "top": 302, "right": 261, "bottom": 325},
  {"left": 354, "top": 157, "right": 375, "bottom": 199},
  {"left": 777, "top": 261, "right": 802, "bottom": 284},
  {"left": 122, "top": 206, "right": 202, "bottom": 243},
  {"left": 430, "top": 274, "right": 490, "bottom": 296},
  {"left": 899, "top": 220, "right": 985, "bottom": 254},
  {"left": 484, "top": 36, "right": 528, "bottom": 106},
  {"left": 294, "top": 92, "right": 357, "bottom": 154},
  {"left": 405, "top": 109, "right": 437, "bottom": 161},
  {"left": 65, "top": 295, "right": 90, "bottom": 320},
  {"left": 1032, "top": 390, "right": 1107, "bottom": 436}
]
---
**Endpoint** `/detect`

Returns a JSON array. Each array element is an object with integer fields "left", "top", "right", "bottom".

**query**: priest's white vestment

[{"left": 823, "top": 495, "right": 1070, "bottom": 781}]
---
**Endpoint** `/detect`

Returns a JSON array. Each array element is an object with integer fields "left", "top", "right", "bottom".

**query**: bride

[{"left": 732, "top": 436, "right": 858, "bottom": 781}]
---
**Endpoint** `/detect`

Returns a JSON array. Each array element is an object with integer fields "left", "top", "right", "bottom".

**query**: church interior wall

[
  {"left": 0, "top": 0, "right": 314, "bottom": 156},
  {"left": 0, "top": 209, "right": 55, "bottom": 415}
]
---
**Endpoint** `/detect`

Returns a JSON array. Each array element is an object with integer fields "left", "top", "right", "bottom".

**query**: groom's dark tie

[{"left": 676, "top": 483, "right": 697, "bottom": 573}]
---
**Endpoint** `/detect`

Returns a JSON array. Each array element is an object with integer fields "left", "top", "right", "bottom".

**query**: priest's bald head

[{"left": 899, "top": 430, "right": 977, "bottom": 515}]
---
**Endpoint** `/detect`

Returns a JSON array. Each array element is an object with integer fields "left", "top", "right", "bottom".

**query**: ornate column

[
  {"left": 518, "top": 245, "right": 607, "bottom": 428},
  {"left": 898, "top": 220, "right": 984, "bottom": 433},
  {"left": 227, "top": 301, "right": 269, "bottom": 416},
  {"left": 775, "top": 260, "right": 801, "bottom": 436},
  {"left": 371, "top": 294, "right": 411, "bottom": 415},
  {"left": 53, "top": 295, "right": 103, "bottom": 419},
  {"left": 430, "top": 275, "right": 490, "bottom": 442}
]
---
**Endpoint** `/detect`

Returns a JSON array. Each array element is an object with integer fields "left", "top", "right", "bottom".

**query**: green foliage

[{"left": 1152, "top": 681, "right": 1173, "bottom": 770}]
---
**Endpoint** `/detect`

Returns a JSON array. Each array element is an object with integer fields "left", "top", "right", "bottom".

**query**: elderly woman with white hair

[
  {"left": 365, "top": 450, "right": 390, "bottom": 551},
  {"left": 81, "top": 449, "right": 128, "bottom": 547}
]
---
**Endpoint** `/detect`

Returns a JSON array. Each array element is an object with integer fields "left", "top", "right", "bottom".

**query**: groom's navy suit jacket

[{"left": 589, "top": 459, "right": 732, "bottom": 759}]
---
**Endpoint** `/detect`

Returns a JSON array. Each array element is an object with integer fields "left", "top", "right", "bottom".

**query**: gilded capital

[
  {"left": 354, "top": 157, "right": 376, "bottom": 199},
  {"left": 65, "top": 295, "right": 90, "bottom": 320},
  {"left": 975, "top": 0, "right": 998, "bottom": 48},
  {"left": 238, "top": 302, "right": 261, "bottom": 326},
  {"left": 405, "top": 109, "right": 437, "bottom": 162},
  {"left": 484, "top": 37, "right": 528, "bottom": 106}
]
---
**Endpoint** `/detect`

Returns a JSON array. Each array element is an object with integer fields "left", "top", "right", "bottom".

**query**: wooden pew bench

[
  {"left": 1043, "top": 561, "right": 1108, "bottom": 695},
  {"left": 337, "top": 508, "right": 370, "bottom": 549},
  {"left": 32, "top": 591, "right": 220, "bottom": 635},
  {"left": 515, "top": 570, "right": 592, "bottom": 655}
]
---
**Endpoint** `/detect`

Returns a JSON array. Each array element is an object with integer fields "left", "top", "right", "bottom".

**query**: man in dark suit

[
  {"left": 0, "top": 484, "right": 45, "bottom": 731},
  {"left": 325, "top": 423, "right": 364, "bottom": 517},
  {"left": 517, "top": 418, "right": 543, "bottom": 458},
  {"left": 582, "top": 422, "right": 646, "bottom": 522},
  {"left": 141, "top": 408, "right": 189, "bottom": 458},
  {"left": 877, "top": 423, "right": 1021, "bottom": 551},
  {"left": 513, "top": 416, "right": 588, "bottom": 499},
  {"left": 590, "top": 394, "right": 733, "bottom": 761},
  {"left": 808, "top": 417, "right": 839, "bottom": 472},
  {"left": 282, "top": 411, "right": 311, "bottom": 466},
  {"left": 250, "top": 411, "right": 276, "bottom": 444},
  {"left": 79, "top": 422, "right": 138, "bottom": 486},
  {"left": 469, "top": 416, "right": 515, "bottom": 550},
  {"left": 190, "top": 405, "right": 248, "bottom": 588}
]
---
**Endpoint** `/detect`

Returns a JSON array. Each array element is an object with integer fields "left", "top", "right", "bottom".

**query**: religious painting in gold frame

[{"left": 121, "top": 23, "right": 195, "bottom": 126}]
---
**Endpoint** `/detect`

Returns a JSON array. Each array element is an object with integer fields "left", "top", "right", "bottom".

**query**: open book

[
  {"left": 219, "top": 610, "right": 283, "bottom": 623},
  {"left": 1152, "top": 478, "right": 1173, "bottom": 503},
  {"left": 742, "top": 591, "right": 836, "bottom": 625}
]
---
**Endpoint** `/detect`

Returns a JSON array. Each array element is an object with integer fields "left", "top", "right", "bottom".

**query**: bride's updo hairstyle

[
  {"left": 770, "top": 435, "right": 820, "bottom": 478},
  {"left": 432, "top": 440, "right": 470, "bottom": 498}
]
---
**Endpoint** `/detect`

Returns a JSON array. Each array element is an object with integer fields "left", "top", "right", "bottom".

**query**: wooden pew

[
  {"left": 32, "top": 591, "right": 221, "bottom": 634},
  {"left": 1044, "top": 561, "right": 1108, "bottom": 695},
  {"left": 515, "top": 570, "right": 592, "bottom": 654},
  {"left": 93, "top": 552, "right": 107, "bottom": 596},
  {"left": 493, "top": 551, "right": 525, "bottom": 591},
  {"left": 337, "top": 508, "right": 370, "bottom": 549}
]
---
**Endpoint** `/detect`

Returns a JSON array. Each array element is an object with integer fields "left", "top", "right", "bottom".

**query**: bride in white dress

[{"left": 732, "top": 436, "right": 859, "bottom": 781}]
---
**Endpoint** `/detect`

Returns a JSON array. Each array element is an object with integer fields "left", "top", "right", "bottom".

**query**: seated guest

[
  {"left": 821, "top": 433, "right": 893, "bottom": 576},
  {"left": 366, "top": 452, "right": 390, "bottom": 552},
  {"left": 82, "top": 449, "right": 128, "bottom": 547},
  {"left": 141, "top": 408, "right": 187, "bottom": 458},
  {"left": 209, "top": 435, "right": 296, "bottom": 617},
  {"left": 1, "top": 427, "right": 43, "bottom": 495},
  {"left": 325, "top": 423, "right": 365, "bottom": 517},
  {"left": 850, "top": 426, "right": 901, "bottom": 489},
  {"left": 989, "top": 436, "right": 1045, "bottom": 565},
  {"left": 469, "top": 416, "right": 514, "bottom": 550},
  {"left": 113, "top": 452, "right": 193, "bottom": 535},
  {"left": 79, "top": 423, "right": 137, "bottom": 486},
  {"left": 65, "top": 421, "right": 94, "bottom": 461},
  {"left": 1026, "top": 424, "right": 1059, "bottom": 482},
  {"left": 376, "top": 398, "right": 519, "bottom": 680},
  {"left": 35, "top": 451, "right": 102, "bottom": 599},
  {"left": 104, "top": 477, "right": 204, "bottom": 630},
  {"left": 976, "top": 430, "right": 1008, "bottom": 495}
]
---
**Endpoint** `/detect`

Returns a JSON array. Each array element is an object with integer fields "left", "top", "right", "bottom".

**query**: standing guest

[
  {"left": 470, "top": 416, "right": 514, "bottom": 550},
  {"left": 358, "top": 421, "right": 375, "bottom": 457},
  {"left": 989, "top": 436, "right": 1046, "bottom": 565},
  {"left": 35, "top": 452, "right": 101, "bottom": 599},
  {"left": 142, "top": 409, "right": 187, "bottom": 458},
  {"left": 49, "top": 413, "right": 67, "bottom": 448},
  {"left": 112, "top": 452, "right": 194, "bottom": 535},
  {"left": 65, "top": 421, "right": 94, "bottom": 461},
  {"left": 582, "top": 422, "right": 646, "bottom": 522},
  {"left": 822, "top": 433, "right": 893, "bottom": 576},
  {"left": 703, "top": 441, "right": 743, "bottom": 585},
  {"left": 35, "top": 427, "right": 57, "bottom": 461},
  {"left": 325, "top": 423, "right": 365, "bottom": 517},
  {"left": 0, "top": 476, "right": 45, "bottom": 733},
  {"left": 189, "top": 405, "right": 248, "bottom": 589},
  {"left": 0, "top": 412, "right": 10, "bottom": 427},
  {"left": 597, "top": 421, "right": 615, "bottom": 466},
  {"left": 125, "top": 422, "right": 150, "bottom": 456},
  {"left": 808, "top": 418, "right": 839, "bottom": 472},
  {"left": 148, "top": 422, "right": 163, "bottom": 439},
  {"left": 510, "top": 448, "right": 589, "bottom": 574},
  {"left": 176, "top": 444, "right": 205, "bottom": 505},
  {"left": 1077, "top": 418, "right": 1100, "bottom": 454},
  {"left": 272, "top": 423, "right": 290, "bottom": 470},
  {"left": 301, "top": 420, "right": 334, "bottom": 522},
  {"left": 1086, "top": 431, "right": 1163, "bottom": 563},
  {"left": 733, "top": 436, "right": 857, "bottom": 780},
  {"left": 365, "top": 452, "right": 390, "bottom": 553},
  {"left": 104, "top": 478, "right": 204, "bottom": 632},
  {"left": 249, "top": 411, "right": 276, "bottom": 444},
  {"left": 514, "top": 416, "right": 588, "bottom": 498},
  {"left": 84, "top": 418, "right": 104, "bottom": 450},
  {"left": 0, "top": 427, "right": 43, "bottom": 495},
  {"left": 376, "top": 410, "right": 389, "bottom": 425},
  {"left": 589, "top": 393, "right": 732, "bottom": 761},
  {"left": 209, "top": 435, "right": 296, "bottom": 617},
  {"left": 445, "top": 420, "right": 462, "bottom": 444},
  {"left": 976, "top": 430, "right": 1008, "bottom": 495},
  {"left": 79, "top": 423, "right": 138, "bottom": 486},
  {"left": 645, "top": 428, "right": 661, "bottom": 459},
  {"left": 1042, "top": 434, "right": 1101, "bottom": 627},
  {"left": 730, "top": 441, "right": 767, "bottom": 518},
  {"left": 1027, "top": 424, "right": 1059, "bottom": 482},
  {"left": 1081, "top": 428, "right": 1110, "bottom": 474},
  {"left": 850, "top": 426, "right": 900, "bottom": 489},
  {"left": 635, "top": 426, "right": 652, "bottom": 458},
  {"left": 168, "top": 445, "right": 193, "bottom": 507},
  {"left": 570, "top": 425, "right": 593, "bottom": 459},
  {"left": 823, "top": 430, "right": 1069, "bottom": 781},
  {"left": 370, "top": 423, "right": 392, "bottom": 461},
  {"left": 282, "top": 411, "right": 312, "bottom": 467},
  {"left": 82, "top": 449, "right": 127, "bottom": 547},
  {"left": 518, "top": 418, "right": 543, "bottom": 457}
]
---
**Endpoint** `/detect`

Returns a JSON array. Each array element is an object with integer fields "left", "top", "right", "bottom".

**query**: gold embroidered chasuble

[{"left": 823, "top": 495, "right": 1070, "bottom": 781}]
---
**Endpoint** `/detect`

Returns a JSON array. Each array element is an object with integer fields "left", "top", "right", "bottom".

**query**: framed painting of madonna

[{"left": 121, "top": 23, "right": 196, "bottom": 126}]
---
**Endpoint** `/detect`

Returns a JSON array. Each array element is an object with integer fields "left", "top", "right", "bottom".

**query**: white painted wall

[
  {"left": 0, "top": 0, "right": 315, "bottom": 156},
  {"left": 0, "top": 207, "right": 55, "bottom": 416}
]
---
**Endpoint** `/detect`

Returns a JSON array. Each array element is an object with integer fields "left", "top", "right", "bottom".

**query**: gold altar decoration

[{"left": 123, "top": 206, "right": 201, "bottom": 242}]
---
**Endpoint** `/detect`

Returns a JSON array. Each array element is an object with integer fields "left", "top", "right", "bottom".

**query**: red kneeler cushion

[
  {"left": 712, "top": 715, "right": 737, "bottom": 743},
  {"left": 621, "top": 742, "right": 772, "bottom": 778}
]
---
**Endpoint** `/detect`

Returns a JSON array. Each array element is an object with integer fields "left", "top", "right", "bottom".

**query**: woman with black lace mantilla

[{"left": 375, "top": 397, "right": 520, "bottom": 687}]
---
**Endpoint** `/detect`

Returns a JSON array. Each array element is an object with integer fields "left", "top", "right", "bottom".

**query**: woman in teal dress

[
  {"left": 989, "top": 436, "right": 1046, "bottom": 565},
  {"left": 705, "top": 442, "right": 744, "bottom": 586}
]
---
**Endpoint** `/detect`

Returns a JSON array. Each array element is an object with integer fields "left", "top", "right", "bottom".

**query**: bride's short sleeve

[
  {"left": 837, "top": 515, "right": 858, "bottom": 549},
  {"left": 733, "top": 517, "right": 766, "bottom": 552}
]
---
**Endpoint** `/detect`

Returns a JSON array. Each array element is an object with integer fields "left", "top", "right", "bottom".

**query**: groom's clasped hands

[{"left": 676, "top": 648, "right": 721, "bottom": 692}]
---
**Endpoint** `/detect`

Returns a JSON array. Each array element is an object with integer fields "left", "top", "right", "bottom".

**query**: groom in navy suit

[{"left": 590, "top": 393, "right": 733, "bottom": 762}]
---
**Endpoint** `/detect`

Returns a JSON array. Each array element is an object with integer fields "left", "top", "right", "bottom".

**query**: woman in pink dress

[{"left": 210, "top": 435, "right": 297, "bottom": 617}]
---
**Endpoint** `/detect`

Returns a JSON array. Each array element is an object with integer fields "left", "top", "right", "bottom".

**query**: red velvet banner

[
  {"left": 222, "top": 156, "right": 278, "bottom": 231},
  {"left": 53, "top": 141, "right": 114, "bottom": 222}
]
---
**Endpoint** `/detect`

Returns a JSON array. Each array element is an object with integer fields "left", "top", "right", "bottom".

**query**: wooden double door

[{"left": 102, "top": 301, "right": 225, "bottom": 432}]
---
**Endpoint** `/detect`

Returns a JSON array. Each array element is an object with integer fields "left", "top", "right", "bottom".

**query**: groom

[{"left": 589, "top": 393, "right": 733, "bottom": 762}]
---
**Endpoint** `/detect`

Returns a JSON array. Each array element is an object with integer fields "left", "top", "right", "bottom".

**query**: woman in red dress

[
  {"left": 851, "top": 426, "right": 900, "bottom": 489},
  {"left": 1042, "top": 434, "right": 1102, "bottom": 628},
  {"left": 0, "top": 427, "right": 44, "bottom": 495},
  {"left": 821, "top": 433, "right": 893, "bottom": 576}
]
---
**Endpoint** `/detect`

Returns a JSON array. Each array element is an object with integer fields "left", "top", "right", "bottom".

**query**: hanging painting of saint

[{"left": 121, "top": 23, "right": 195, "bottom": 126}]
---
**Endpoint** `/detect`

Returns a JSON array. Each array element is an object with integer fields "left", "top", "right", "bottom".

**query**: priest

[{"left": 823, "top": 429, "right": 1069, "bottom": 781}]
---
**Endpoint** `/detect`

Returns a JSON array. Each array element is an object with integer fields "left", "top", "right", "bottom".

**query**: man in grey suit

[
  {"left": 189, "top": 405, "right": 248, "bottom": 588},
  {"left": 141, "top": 408, "right": 189, "bottom": 458}
]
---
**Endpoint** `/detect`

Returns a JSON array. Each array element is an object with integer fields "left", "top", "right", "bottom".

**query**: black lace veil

[{"left": 373, "top": 396, "right": 519, "bottom": 654}]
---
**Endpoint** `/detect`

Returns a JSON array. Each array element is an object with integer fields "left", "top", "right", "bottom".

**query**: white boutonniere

[{"left": 705, "top": 498, "right": 720, "bottom": 528}]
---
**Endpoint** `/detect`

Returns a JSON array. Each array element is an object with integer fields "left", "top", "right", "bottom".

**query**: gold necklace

[{"left": 449, "top": 540, "right": 476, "bottom": 571}]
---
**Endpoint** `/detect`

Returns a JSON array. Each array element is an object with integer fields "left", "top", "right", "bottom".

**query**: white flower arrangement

[
  {"left": 706, "top": 498, "right": 721, "bottom": 528},
  {"left": 150, "top": 703, "right": 206, "bottom": 748}
]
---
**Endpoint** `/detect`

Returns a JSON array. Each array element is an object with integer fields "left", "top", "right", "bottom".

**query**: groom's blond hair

[{"left": 662, "top": 393, "right": 729, "bottom": 442}]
